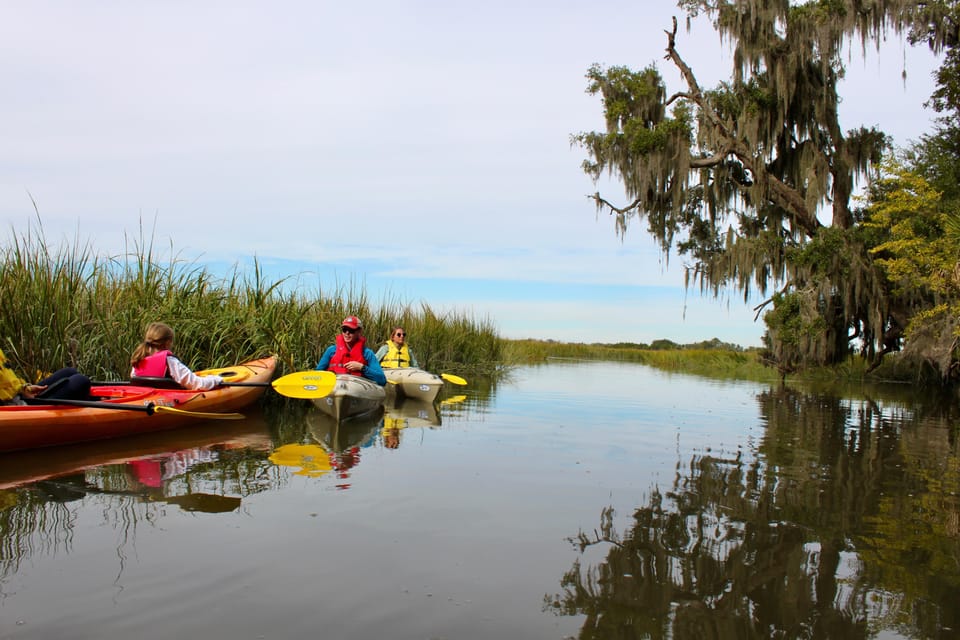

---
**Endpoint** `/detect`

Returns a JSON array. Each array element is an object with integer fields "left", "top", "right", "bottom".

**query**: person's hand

[
  {"left": 344, "top": 361, "right": 363, "bottom": 373},
  {"left": 21, "top": 384, "right": 45, "bottom": 399}
]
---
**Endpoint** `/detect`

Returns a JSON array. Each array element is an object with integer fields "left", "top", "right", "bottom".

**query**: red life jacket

[
  {"left": 328, "top": 335, "right": 366, "bottom": 376},
  {"left": 133, "top": 350, "right": 172, "bottom": 377}
]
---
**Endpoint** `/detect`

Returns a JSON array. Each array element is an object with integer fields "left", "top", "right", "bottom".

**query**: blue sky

[{"left": 0, "top": 1, "right": 942, "bottom": 347}]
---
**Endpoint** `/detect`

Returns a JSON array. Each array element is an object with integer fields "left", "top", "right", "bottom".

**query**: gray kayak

[{"left": 312, "top": 374, "right": 386, "bottom": 421}]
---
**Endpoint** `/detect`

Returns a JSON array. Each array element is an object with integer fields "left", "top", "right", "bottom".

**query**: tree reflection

[{"left": 546, "top": 386, "right": 960, "bottom": 639}]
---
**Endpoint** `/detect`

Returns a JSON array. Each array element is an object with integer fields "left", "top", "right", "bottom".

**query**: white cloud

[{"left": 0, "top": 1, "right": 942, "bottom": 344}]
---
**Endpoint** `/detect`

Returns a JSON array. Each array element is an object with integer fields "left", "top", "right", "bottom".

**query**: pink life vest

[{"left": 133, "top": 350, "right": 172, "bottom": 377}]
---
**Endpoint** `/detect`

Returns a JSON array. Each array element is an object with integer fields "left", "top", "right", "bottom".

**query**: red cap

[{"left": 341, "top": 315, "right": 362, "bottom": 329}]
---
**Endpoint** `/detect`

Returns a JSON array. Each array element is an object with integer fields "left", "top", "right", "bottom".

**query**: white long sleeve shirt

[{"left": 131, "top": 355, "right": 223, "bottom": 391}]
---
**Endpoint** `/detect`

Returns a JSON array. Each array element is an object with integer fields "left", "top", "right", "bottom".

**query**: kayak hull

[
  {"left": 383, "top": 367, "right": 443, "bottom": 403},
  {"left": 312, "top": 374, "right": 386, "bottom": 421},
  {"left": 384, "top": 397, "right": 441, "bottom": 429},
  {"left": 0, "top": 356, "right": 276, "bottom": 453},
  {"left": 307, "top": 409, "right": 381, "bottom": 453},
  {"left": 0, "top": 413, "right": 273, "bottom": 490}
]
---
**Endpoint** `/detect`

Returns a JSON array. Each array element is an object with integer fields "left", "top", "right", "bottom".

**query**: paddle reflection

[{"left": 268, "top": 444, "right": 334, "bottom": 478}]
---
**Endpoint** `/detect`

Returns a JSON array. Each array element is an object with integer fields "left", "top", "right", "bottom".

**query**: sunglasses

[
  {"left": 394, "top": 332, "right": 405, "bottom": 337},
  {"left": 341, "top": 327, "right": 359, "bottom": 334}
]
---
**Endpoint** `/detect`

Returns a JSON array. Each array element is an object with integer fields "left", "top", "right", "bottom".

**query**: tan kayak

[
  {"left": 383, "top": 367, "right": 444, "bottom": 403},
  {"left": 312, "top": 374, "right": 386, "bottom": 421}
]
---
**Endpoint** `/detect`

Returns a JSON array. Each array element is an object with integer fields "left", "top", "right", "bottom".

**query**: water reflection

[
  {"left": 546, "top": 385, "right": 960, "bottom": 639},
  {"left": 0, "top": 411, "right": 279, "bottom": 588},
  {"left": 0, "top": 415, "right": 274, "bottom": 495},
  {"left": 307, "top": 407, "right": 383, "bottom": 452},
  {"left": 306, "top": 408, "right": 382, "bottom": 488},
  {"left": 268, "top": 444, "right": 334, "bottom": 478},
  {"left": 272, "top": 397, "right": 452, "bottom": 482},
  {"left": 0, "top": 372, "right": 484, "bottom": 628},
  {"left": 380, "top": 397, "right": 442, "bottom": 449},
  {"left": 5, "top": 362, "right": 959, "bottom": 637}
]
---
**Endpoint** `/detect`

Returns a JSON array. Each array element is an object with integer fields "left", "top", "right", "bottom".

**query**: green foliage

[
  {"left": 854, "top": 160, "right": 960, "bottom": 379},
  {"left": 584, "top": 63, "right": 666, "bottom": 131},
  {"left": 623, "top": 118, "right": 691, "bottom": 154},
  {"left": 0, "top": 224, "right": 504, "bottom": 381},
  {"left": 865, "top": 162, "right": 953, "bottom": 299},
  {"left": 761, "top": 291, "right": 832, "bottom": 375},
  {"left": 789, "top": 0, "right": 847, "bottom": 21}
]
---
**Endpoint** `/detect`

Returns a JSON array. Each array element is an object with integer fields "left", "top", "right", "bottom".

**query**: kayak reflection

[
  {"left": 381, "top": 397, "right": 443, "bottom": 449},
  {"left": 75, "top": 421, "right": 271, "bottom": 513},
  {"left": 307, "top": 408, "right": 382, "bottom": 488},
  {"left": 268, "top": 396, "right": 465, "bottom": 481},
  {"left": 307, "top": 407, "right": 383, "bottom": 453},
  {"left": 31, "top": 473, "right": 243, "bottom": 513},
  {"left": 0, "top": 413, "right": 273, "bottom": 498}
]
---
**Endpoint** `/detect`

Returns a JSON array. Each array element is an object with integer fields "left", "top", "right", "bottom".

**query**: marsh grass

[
  {"left": 1, "top": 224, "right": 505, "bottom": 382},
  {"left": 3, "top": 224, "right": 927, "bottom": 388},
  {"left": 502, "top": 338, "right": 928, "bottom": 385}
]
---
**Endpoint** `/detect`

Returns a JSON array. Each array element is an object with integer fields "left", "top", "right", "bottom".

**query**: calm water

[{"left": 1, "top": 360, "right": 959, "bottom": 639}]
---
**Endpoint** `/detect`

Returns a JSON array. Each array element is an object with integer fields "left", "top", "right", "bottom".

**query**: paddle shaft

[
  {"left": 93, "top": 370, "right": 338, "bottom": 400},
  {"left": 24, "top": 396, "right": 244, "bottom": 419},
  {"left": 93, "top": 380, "right": 269, "bottom": 388},
  {"left": 28, "top": 396, "right": 160, "bottom": 414},
  {"left": 381, "top": 371, "right": 467, "bottom": 386}
]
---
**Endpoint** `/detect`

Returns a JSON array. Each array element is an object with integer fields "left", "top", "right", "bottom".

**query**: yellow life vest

[
  {"left": 380, "top": 341, "right": 412, "bottom": 369},
  {"left": 0, "top": 348, "right": 28, "bottom": 402}
]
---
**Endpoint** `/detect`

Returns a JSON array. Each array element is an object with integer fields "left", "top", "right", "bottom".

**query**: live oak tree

[{"left": 576, "top": 0, "right": 959, "bottom": 378}]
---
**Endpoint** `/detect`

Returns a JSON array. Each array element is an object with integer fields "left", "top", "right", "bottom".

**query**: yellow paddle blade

[
  {"left": 268, "top": 444, "right": 333, "bottom": 477},
  {"left": 441, "top": 373, "right": 467, "bottom": 386},
  {"left": 271, "top": 370, "right": 337, "bottom": 399},
  {"left": 153, "top": 405, "right": 245, "bottom": 420}
]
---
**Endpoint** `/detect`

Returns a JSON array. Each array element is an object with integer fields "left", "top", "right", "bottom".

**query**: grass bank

[
  {"left": 502, "top": 338, "right": 928, "bottom": 386},
  {"left": 503, "top": 339, "right": 777, "bottom": 382},
  {"left": 0, "top": 225, "right": 504, "bottom": 382}
]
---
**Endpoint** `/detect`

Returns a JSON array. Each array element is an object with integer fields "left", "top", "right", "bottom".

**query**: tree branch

[
  {"left": 664, "top": 16, "right": 822, "bottom": 237},
  {"left": 689, "top": 152, "right": 729, "bottom": 168},
  {"left": 589, "top": 192, "right": 643, "bottom": 216},
  {"left": 752, "top": 281, "right": 792, "bottom": 321}
]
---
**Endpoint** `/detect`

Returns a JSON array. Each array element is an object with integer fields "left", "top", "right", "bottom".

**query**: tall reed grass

[{"left": 0, "top": 224, "right": 505, "bottom": 382}]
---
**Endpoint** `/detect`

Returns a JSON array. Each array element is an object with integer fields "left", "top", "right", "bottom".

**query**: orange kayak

[
  {"left": 0, "top": 411, "right": 274, "bottom": 490},
  {"left": 0, "top": 356, "right": 276, "bottom": 453}
]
